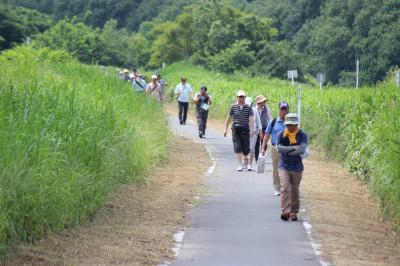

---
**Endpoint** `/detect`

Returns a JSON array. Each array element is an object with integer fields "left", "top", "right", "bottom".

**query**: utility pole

[{"left": 356, "top": 59, "right": 360, "bottom": 89}]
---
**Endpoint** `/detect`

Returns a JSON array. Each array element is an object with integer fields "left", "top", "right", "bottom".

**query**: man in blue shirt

[
  {"left": 276, "top": 113, "right": 308, "bottom": 221},
  {"left": 261, "top": 102, "right": 289, "bottom": 196}
]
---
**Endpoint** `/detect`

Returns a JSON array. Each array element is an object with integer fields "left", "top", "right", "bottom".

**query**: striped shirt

[{"left": 229, "top": 104, "right": 253, "bottom": 128}]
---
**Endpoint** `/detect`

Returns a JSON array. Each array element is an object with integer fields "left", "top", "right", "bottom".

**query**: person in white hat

[
  {"left": 276, "top": 113, "right": 308, "bottom": 221},
  {"left": 146, "top": 74, "right": 163, "bottom": 103},
  {"left": 224, "top": 90, "right": 254, "bottom": 171}
]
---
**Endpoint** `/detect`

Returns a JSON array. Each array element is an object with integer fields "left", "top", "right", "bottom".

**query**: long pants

[
  {"left": 279, "top": 169, "right": 303, "bottom": 213},
  {"left": 270, "top": 146, "right": 281, "bottom": 191},
  {"left": 178, "top": 101, "right": 189, "bottom": 123},
  {"left": 250, "top": 133, "right": 261, "bottom": 161},
  {"left": 196, "top": 110, "right": 208, "bottom": 135}
]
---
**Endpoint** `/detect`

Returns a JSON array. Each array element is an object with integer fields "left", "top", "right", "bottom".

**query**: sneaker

[
  {"left": 237, "top": 165, "right": 243, "bottom": 171},
  {"left": 247, "top": 165, "right": 253, "bottom": 171},
  {"left": 179, "top": 121, "right": 183, "bottom": 125},
  {"left": 290, "top": 213, "right": 298, "bottom": 221},
  {"left": 199, "top": 133, "right": 203, "bottom": 138},
  {"left": 281, "top": 212, "right": 290, "bottom": 221},
  {"left": 274, "top": 191, "right": 281, "bottom": 196}
]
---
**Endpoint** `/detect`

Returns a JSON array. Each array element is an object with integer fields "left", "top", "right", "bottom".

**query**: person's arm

[
  {"left": 224, "top": 114, "right": 232, "bottom": 137},
  {"left": 193, "top": 93, "right": 200, "bottom": 104},
  {"left": 175, "top": 85, "right": 181, "bottom": 96},
  {"left": 287, "top": 132, "right": 308, "bottom": 156},
  {"left": 208, "top": 95, "right": 212, "bottom": 105},
  {"left": 249, "top": 114, "right": 254, "bottom": 136}
]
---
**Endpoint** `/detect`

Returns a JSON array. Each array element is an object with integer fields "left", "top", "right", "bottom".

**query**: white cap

[
  {"left": 245, "top": 97, "right": 252, "bottom": 106},
  {"left": 151, "top": 74, "right": 157, "bottom": 79},
  {"left": 237, "top": 90, "right": 246, "bottom": 97}
]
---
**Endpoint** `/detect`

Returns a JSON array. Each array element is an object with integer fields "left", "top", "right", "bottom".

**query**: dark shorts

[{"left": 232, "top": 129, "right": 250, "bottom": 155}]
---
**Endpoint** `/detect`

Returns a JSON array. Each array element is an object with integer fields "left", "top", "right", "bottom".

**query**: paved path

[{"left": 168, "top": 116, "right": 320, "bottom": 266}]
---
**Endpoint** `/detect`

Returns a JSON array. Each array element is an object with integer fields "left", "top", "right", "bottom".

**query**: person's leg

[
  {"left": 178, "top": 101, "right": 183, "bottom": 124},
  {"left": 241, "top": 131, "right": 250, "bottom": 169},
  {"left": 279, "top": 169, "right": 291, "bottom": 220},
  {"left": 290, "top": 171, "right": 303, "bottom": 220},
  {"left": 183, "top": 102, "right": 189, "bottom": 123},
  {"left": 271, "top": 147, "right": 281, "bottom": 193},
  {"left": 255, "top": 135, "right": 261, "bottom": 162},
  {"left": 248, "top": 132, "right": 257, "bottom": 166},
  {"left": 232, "top": 130, "right": 243, "bottom": 170},
  {"left": 202, "top": 111, "right": 208, "bottom": 135},
  {"left": 196, "top": 111, "right": 202, "bottom": 136}
]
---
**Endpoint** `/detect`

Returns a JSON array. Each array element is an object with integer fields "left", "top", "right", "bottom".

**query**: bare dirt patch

[{"left": 6, "top": 136, "right": 210, "bottom": 266}]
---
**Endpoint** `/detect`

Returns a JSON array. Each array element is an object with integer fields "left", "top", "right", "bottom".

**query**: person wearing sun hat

[
  {"left": 146, "top": 74, "right": 163, "bottom": 103},
  {"left": 276, "top": 113, "right": 308, "bottom": 222},
  {"left": 224, "top": 90, "right": 254, "bottom": 171},
  {"left": 253, "top": 95, "right": 273, "bottom": 161}
]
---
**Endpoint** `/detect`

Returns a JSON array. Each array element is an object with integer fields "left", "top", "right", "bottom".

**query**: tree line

[{"left": 2, "top": 0, "right": 399, "bottom": 85}]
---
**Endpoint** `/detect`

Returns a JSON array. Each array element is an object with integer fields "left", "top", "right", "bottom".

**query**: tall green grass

[
  {"left": 162, "top": 62, "right": 400, "bottom": 230},
  {"left": 0, "top": 46, "right": 169, "bottom": 255}
]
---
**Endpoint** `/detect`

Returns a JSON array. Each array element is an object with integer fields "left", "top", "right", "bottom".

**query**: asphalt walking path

[{"left": 168, "top": 116, "right": 320, "bottom": 266}]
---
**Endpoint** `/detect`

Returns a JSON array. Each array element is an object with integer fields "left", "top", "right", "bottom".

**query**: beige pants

[
  {"left": 279, "top": 169, "right": 303, "bottom": 213},
  {"left": 270, "top": 146, "right": 281, "bottom": 191}
]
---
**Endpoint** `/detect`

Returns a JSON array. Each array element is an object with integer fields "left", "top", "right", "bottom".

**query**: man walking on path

[
  {"left": 194, "top": 86, "right": 212, "bottom": 138},
  {"left": 132, "top": 74, "right": 147, "bottom": 92},
  {"left": 276, "top": 113, "right": 308, "bottom": 221},
  {"left": 175, "top": 77, "right": 193, "bottom": 125},
  {"left": 224, "top": 91, "right": 254, "bottom": 171},
  {"left": 146, "top": 75, "right": 163, "bottom": 103},
  {"left": 246, "top": 97, "right": 262, "bottom": 171},
  {"left": 253, "top": 95, "right": 273, "bottom": 162},
  {"left": 261, "top": 102, "right": 289, "bottom": 196}
]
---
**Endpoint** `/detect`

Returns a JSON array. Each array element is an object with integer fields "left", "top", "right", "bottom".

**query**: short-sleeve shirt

[
  {"left": 229, "top": 104, "right": 253, "bottom": 128},
  {"left": 175, "top": 83, "right": 193, "bottom": 102},
  {"left": 265, "top": 117, "right": 286, "bottom": 145},
  {"left": 146, "top": 82, "right": 163, "bottom": 102}
]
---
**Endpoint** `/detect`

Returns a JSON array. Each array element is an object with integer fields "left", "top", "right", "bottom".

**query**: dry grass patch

[
  {"left": 6, "top": 136, "right": 209, "bottom": 266},
  {"left": 303, "top": 149, "right": 400, "bottom": 266}
]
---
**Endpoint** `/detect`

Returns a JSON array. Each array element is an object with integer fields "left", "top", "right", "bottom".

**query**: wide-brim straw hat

[{"left": 255, "top": 95, "right": 268, "bottom": 104}]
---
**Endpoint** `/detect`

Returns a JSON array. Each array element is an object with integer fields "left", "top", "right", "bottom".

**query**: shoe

[
  {"left": 237, "top": 165, "right": 243, "bottom": 171},
  {"left": 199, "top": 133, "right": 203, "bottom": 138},
  {"left": 274, "top": 191, "right": 281, "bottom": 196},
  {"left": 247, "top": 165, "right": 253, "bottom": 171},
  {"left": 281, "top": 212, "right": 290, "bottom": 221},
  {"left": 179, "top": 121, "right": 183, "bottom": 125},
  {"left": 290, "top": 213, "right": 298, "bottom": 221}
]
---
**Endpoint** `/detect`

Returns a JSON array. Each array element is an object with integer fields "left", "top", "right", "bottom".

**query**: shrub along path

[{"left": 5, "top": 135, "right": 209, "bottom": 266}]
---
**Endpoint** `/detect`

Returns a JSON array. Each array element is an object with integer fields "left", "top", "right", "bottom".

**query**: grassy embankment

[
  {"left": 0, "top": 46, "right": 170, "bottom": 256},
  {"left": 162, "top": 62, "right": 400, "bottom": 230}
]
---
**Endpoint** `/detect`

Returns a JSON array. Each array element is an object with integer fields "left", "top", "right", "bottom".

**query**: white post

[
  {"left": 320, "top": 81, "right": 322, "bottom": 91},
  {"left": 356, "top": 59, "right": 360, "bottom": 89},
  {"left": 26, "top": 36, "right": 30, "bottom": 46},
  {"left": 297, "top": 85, "right": 302, "bottom": 127},
  {"left": 396, "top": 71, "right": 400, "bottom": 87},
  {"left": 291, "top": 75, "right": 295, "bottom": 86}
]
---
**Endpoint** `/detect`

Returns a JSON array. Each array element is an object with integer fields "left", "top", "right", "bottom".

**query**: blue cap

[{"left": 279, "top": 102, "right": 289, "bottom": 109}]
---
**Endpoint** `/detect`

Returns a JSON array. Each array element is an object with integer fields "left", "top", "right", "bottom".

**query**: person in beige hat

[
  {"left": 146, "top": 74, "right": 163, "bottom": 103},
  {"left": 224, "top": 90, "right": 254, "bottom": 171},
  {"left": 276, "top": 113, "right": 308, "bottom": 221},
  {"left": 251, "top": 95, "right": 272, "bottom": 163}
]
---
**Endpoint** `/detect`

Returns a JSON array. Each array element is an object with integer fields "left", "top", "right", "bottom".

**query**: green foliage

[
  {"left": 162, "top": 62, "right": 400, "bottom": 230},
  {"left": 0, "top": 46, "right": 169, "bottom": 254},
  {"left": 0, "top": 4, "right": 52, "bottom": 50}
]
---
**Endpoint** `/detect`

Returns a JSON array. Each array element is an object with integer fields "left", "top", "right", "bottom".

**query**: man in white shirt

[{"left": 175, "top": 77, "right": 193, "bottom": 125}]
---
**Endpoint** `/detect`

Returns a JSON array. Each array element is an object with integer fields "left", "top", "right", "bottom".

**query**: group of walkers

[
  {"left": 119, "top": 69, "right": 307, "bottom": 221},
  {"left": 224, "top": 90, "right": 308, "bottom": 222}
]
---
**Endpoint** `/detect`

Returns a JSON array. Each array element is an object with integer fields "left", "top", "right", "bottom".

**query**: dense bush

[{"left": 0, "top": 46, "right": 169, "bottom": 255}]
